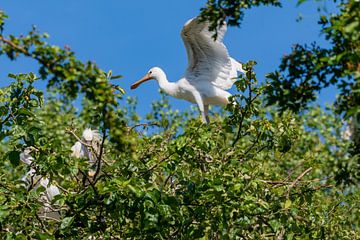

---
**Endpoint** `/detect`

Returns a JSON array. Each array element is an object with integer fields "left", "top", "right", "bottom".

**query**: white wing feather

[{"left": 181, "top": 17, "right": 243, "bottom": 90}]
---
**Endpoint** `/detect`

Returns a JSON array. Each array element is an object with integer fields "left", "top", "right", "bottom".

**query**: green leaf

[
  {"left": 29, "top": 72, "right": 36, "bottom": 81},
  {"left": 107, "top": 70, "right": 112, "bottom": 79},
  {"left": 110, "top": 75, "right": 122, "bottom": 80},
  {"left": 8, "top": 73, "right": 17, "bottom": 79},
  {"left": 115, "top": 85, "right": 126, "bottom": 95},
  {"left": 284, "top": 199, "right": 292, "bottom": 209},
  {"left": 61, "top": 216, "right": 74, "bottom": 229},
  {"left": 8, "top": 150, "right": 20, "bottom": 166},
  {"left": 17, "top": 108, "right": 34, "bottom": 117},
  {"left": 36, "top": 233, "right": 55, "bottom": 240},
  {"left": 127, "top": 184, "right": 143, "bottom": 198}
]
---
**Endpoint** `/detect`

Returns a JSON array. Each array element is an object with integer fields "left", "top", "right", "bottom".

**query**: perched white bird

[
  {"left": 342, "top": 116, "right": 360, "bottom": 144},
  {"left": 71, "top": 128, "right": 101, "bottom": 164},
  {"left": 39, "top": 178, "right": 60, "bottom": 201},
  {"left": 20, "top": 147, "right": 34, "bottom": 165},
  {"left": 20, "top": 148, "right": 60, "bottom": 202},
  {"left": 71, "top": 128, "right": 101, "bottom": 177},
  {"left": 131, "top": 16, "right": 245, "bottom": 123}
]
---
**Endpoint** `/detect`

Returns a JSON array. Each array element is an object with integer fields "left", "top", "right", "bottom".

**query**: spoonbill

[{"left": 131, "top": 16, "right": 245, "bottom": 123}]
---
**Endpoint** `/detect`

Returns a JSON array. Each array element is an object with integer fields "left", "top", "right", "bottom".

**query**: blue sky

[{"left": 1, "top": 0, "right": 337, "bottom": 116}]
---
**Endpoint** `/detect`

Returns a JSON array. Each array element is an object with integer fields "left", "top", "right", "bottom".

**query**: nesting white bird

[
  {"left": 131, "top": 16, "right": 245, "bottom": 123},
  {"left": 71, "top": 128, "right": 101, "bottom": 164},
  {"left": 71, "top": 128, "right": 101, "bottom": 177},
  {"left": 20, "top": 148, "right": 60, "bottom": 202},
  {"left": 20, "top": 148, "right": 34, "bottom": 165},
  {"left": 342, "top": 116, "right": 360, "bottom": 144}
]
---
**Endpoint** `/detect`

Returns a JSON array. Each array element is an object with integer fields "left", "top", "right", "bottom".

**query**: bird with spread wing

[{"left": 131, "top": 16, "right": 245, "bottom": 124}]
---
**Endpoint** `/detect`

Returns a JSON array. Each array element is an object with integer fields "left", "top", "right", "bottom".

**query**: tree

[
  {"left": 201, "top": 0, "right": 359, "bottom": 117},
  {"left": 1, "top": 3, "right": 359, "bottom": 239},
  {"left": 201, "top": 0, "right": 360, "bottom": 172}
]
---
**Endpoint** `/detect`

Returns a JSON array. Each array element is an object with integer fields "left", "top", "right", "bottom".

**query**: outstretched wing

[{"left": 181, "top": 17, "right": 242, "bottom": 90}]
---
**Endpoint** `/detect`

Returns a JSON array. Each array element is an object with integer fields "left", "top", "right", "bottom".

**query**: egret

[
  {"left": 131, "top": 16, "right": 245, "bottom": 123},
  {"left": 71, "top": 128, "right": 101, "bottom": 162},
  {"left": 71, "top": 128, "right": 101, "bottom": 177},
  {"left": 20, "top": 148, "right": 60, "bottom": 201}
]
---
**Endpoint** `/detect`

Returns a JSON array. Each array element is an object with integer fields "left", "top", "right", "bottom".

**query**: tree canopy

[
  {"left": 201, "top": 0, "right": 359, "bottom": 117},
  {"left": 1, "top": 1, "right": 359, "bottom": 239}
]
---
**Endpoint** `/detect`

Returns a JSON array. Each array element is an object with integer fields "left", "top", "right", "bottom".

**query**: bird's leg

[
  {"left": 201, "top": 111, "right": 209, "bottom": 124},
  {"left": 194, "top": 92, "right": 209, "bottom": 124},
  {"left": 204, "top": 105, "right": 210, "bottom": 124}
]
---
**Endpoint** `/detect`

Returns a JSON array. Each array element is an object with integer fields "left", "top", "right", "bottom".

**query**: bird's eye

[{"left": 149, "top": 71, "right": 152, "bottom": 74}]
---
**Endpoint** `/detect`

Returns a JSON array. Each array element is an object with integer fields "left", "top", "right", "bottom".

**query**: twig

[
  {"left": 242, "top": 132, "right": 262, "bottom": 157},
  {"left": 34, "top": 212, "right": 52, "bottom": 235},
  {"left": 66, "top": 129, "right": 92, "bottom": 148},
  {"left": 93, "top": 114, "right": 107, "bottom": 181},
  {"left": 1, "top": 113, "right": 11, "bottom": 125},
  {"left": 163, "top": 172, "right": 175, "bottom": 189},
  {"left": 286, "top": 167, "right": 313, "bottom": 198},
  {"left": 232, "top": 110, "right": 245, "bottom": 147},
  {"left": 78, "top": 169, "right": 98, "bottom": 195},
  {"left": 232, "top": 86, "right": 261, "bottom": 147},
  {"left": 328, "top": 201, "right": 341, "bottom": 215},
  {"left": 259, "top": 176, "right": 332, "bottom": 187},
  {"left": 290, "top": 184, "right": 333, "bottom": 198},
  {"left": 127, "top": 122, "right": 160, "bottom": 132},
  {"left": 141, "top": 152, "right": 176, "bottom": 176},
  {"left": 38, "top": 215, "right": 61, "bottom": 222},
  {"left": 53, "top": 182, "right": 70, "bottom": 194},
  {"left": 0, "top": 35, "right": 31, "bottom": 56}
]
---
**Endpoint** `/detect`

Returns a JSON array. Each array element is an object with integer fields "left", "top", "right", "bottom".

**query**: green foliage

[
  {"left": 265, "top": 0, "right": 359, "bottom": 116},
  {"left": 0, "top": 19, "right": 127, "bottom": 149},
  {"left": 1, "top": 5, "right": 359, "bottom": 240},
  {"left": 201, "top": 0, "right": 359, "bottom": 118},
  {"left": 200, "top": 0, "right": 281, "bottom": 37}
]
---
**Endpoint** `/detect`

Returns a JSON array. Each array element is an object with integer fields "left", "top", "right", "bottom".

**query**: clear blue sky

[{"left": 1, "top": 0, "right": 337, "bottom": 116}]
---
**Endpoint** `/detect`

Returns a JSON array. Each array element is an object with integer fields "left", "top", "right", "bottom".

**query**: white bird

[
  {"left": 131, "top": 16, "right": 245, "bottom": 123},
  {"left": 20, "top": 148, "right": 60, "bottom": 201},
  {"left": 71, "top": 128, "right": 101, "bottom": 177},
  {"left": 71, "top": 128, "right": 101, "bottom": 164}
]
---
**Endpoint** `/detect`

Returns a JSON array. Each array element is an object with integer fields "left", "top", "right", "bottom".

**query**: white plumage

[
  {"left": 71, "top": 128, "right": 101, "bottom": 177},
  {"left": 20, "top": 148, "right": 60, "bottom": 202},
  {"left": 131, "top": 16, "right": 245, "bottom": 123}
]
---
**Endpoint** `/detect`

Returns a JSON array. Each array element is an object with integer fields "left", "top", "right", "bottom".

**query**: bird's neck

[{"left": 156, "top": 72, "right": 178, "bottom": 97}]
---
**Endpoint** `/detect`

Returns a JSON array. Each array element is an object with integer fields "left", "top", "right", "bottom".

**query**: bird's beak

[{"left": 131, "top": 74, "right": 153, "bottom": 89}]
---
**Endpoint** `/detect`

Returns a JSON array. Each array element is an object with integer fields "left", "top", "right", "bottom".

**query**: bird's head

[{"left": 131, "top": 67, "right": 164, "bottom": 89}]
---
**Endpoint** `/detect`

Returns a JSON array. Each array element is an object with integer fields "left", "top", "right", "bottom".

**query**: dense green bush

[{"left": 1, "top": 1, "right": 359, "bottom": 239}]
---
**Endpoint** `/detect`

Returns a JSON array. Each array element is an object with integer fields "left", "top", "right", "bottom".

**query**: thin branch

[
  {"left": 163, "top": 172, "right": 175, "bottom": 190},
  {"left": 141, "top": 152, "right": 176, "bottom": 176},
  {"left": 0, "top": 35, "right": 31, "bottom": 56},
  {"left": 1, "top": 113, "right": 11, "bottom": 125},
  {"left": 28, "top": 175, "right": 42, "bottom": 192},
  {"left": 66, "top": 129, "right": 92, "bottom": 148},
  {"left": 78, "top": 169, "right": 98, "bottom": 195},
  {"left": 259, "top": 176, "right": 331, "bottom": 189},
  {"left": 286, "top": 167, "right": 313, "bottom": 198},
  {"left": 232, "top": 76, "right": 262, "bottom": 147},
  {"left": 38, "top": 215, "right": 61, "bottom": 222},
  {"left": 53, "top": 182, "right": 70, "bottom": 194},
  {"left": 290, "top": 184, "right": 333, "bottom": 198},
  {"left": 127, "top": 122, "right": 160, "bottom": 132},
  {"left": 242, "top": 131, "right": 262, "bottom": 157},
  {"left": 93, "top": 110, "right": 107, "bottom": 181},
  {"left": 232, "top": 111, "right": 245, "bottom": 147},
  {"left": 34, "top": 212, "right": 52, "bottom": 235}
]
